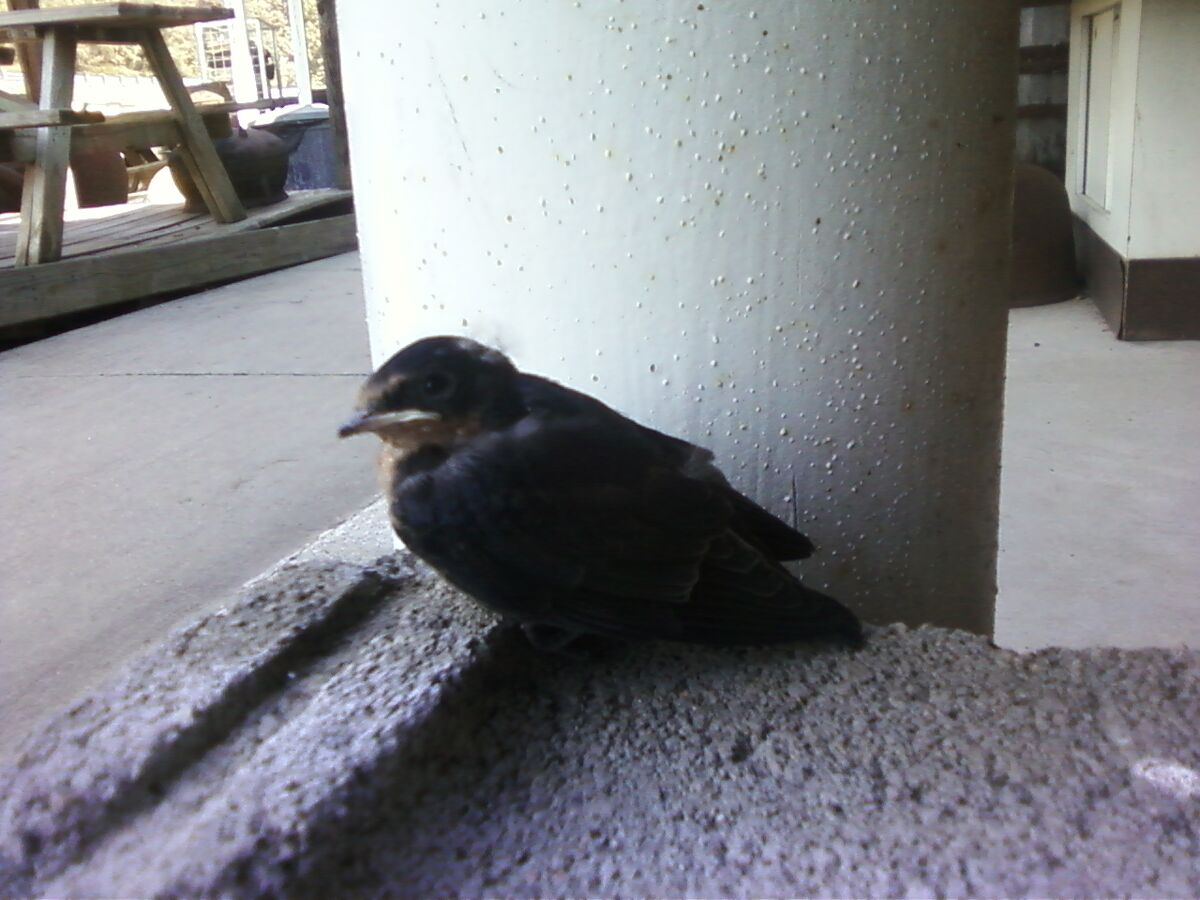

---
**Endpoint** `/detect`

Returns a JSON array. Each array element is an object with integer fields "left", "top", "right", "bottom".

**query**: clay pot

[
  {"left": 0, "top": 149, "right": 129, "bottom": 212},
  {"left": 0, "top": 163, "right": 22, "bottom": 212},
  {"left": 71, "top": 148, "right": 129, "bottom": 208}
]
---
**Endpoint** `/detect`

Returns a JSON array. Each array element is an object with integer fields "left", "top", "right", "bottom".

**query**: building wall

[
  {"left": 1066, "top": 0, "right": 1200, "bottom": 338},
  {"left": 1065, "top": 0, "right": 1141, "bottom": 256},
  {"left": 1126, "top": 0, "right": 1200, "bottom": 260},
  {"left": 1067, "top": 0, "right": 1200, "bottom": 261}
]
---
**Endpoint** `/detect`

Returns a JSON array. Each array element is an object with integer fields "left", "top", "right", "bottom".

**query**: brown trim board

[{"left": 1073, "top": 215, "right": 1200, "bottom": 340}]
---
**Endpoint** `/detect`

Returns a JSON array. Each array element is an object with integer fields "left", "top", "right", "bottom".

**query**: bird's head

[{"left": 338, "top": 336, "right": 523, "bottom": 447}]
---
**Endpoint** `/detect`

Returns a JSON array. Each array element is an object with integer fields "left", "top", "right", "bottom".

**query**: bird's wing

[
  {"left": 404, "top": 413, "right": 855, "bottom": 643},
  {"left": 520, "top": 374, "right": 817, "bottom": 560},
  {"left": 433, "top": 416, "right": 723, "bottom": 606}
]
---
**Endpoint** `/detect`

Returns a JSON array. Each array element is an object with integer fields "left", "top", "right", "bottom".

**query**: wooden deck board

[
  {"left": 0, "top": 189, "right": 356, "bottom": 327},
  {"left": 26, "top": 207, "right": 208, "bottom": 259},
  {"left": 0, "top": 189, "right": 351, "bottom": 268}
]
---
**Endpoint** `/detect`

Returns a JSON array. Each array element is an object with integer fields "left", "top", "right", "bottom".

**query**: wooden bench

[
  {"left": 0, "top": 107, "right": 105, "bottom": 129},
  {"left": 1, "top": 98, "right": 297, "bottom": 156},
  {"left": 2, "top": 96, "right": 301, "bottom": 201},
  {"left": 0, "top": 3, "right": 248, "bottom": 265}
]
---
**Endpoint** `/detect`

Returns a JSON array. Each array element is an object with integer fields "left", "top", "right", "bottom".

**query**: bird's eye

[{"left": 423, "top": 372, "right": 452, "bottom": 397}]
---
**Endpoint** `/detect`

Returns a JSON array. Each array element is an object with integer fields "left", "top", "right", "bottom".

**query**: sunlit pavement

[{"left": 997, "top": 298, "right": 1200, "bottom": 650}]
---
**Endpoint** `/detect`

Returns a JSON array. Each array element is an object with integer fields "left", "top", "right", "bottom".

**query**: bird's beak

[{"left": 338, "top": 409, "right": 442, "bottom": 438}]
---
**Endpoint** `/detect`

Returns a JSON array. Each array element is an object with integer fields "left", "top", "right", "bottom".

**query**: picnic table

[{"left": 0, "top": 3, "right": 249, "bottom": 266}]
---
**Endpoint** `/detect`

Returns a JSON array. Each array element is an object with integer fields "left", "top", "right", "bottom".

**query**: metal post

[
  {"left": 286, "top": 0, "right": 313, "bottom": 107},
  {"left": 223, "top": 0, "right": 259, "bottom": 117}
]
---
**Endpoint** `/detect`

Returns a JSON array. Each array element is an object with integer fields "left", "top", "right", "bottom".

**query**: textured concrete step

[{"left": 2, "top": 556, "right": 1198, "bottom": 897}]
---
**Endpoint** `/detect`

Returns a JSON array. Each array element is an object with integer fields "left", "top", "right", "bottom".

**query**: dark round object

[
  {"left": 171, "top": 124, "right": 291, "bottom": 211},
  {"left": 1011, "top": 163, "right": 1081, "bottom": 308}
]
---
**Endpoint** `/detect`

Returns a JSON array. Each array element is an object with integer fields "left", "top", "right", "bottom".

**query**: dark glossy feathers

[{"left": 385, "top": 368, "right": 861, "bottom": 646}]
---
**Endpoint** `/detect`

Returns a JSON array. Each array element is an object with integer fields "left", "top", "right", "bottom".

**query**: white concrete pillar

[{"left": 338, "top": 2, "right": 1017, "bottom": 633}]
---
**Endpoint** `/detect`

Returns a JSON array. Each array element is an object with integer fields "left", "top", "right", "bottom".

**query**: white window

[{"left": 1081, "top": 5, "right": 1120, "bottom": 207}]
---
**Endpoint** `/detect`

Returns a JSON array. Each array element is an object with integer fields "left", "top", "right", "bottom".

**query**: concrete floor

[
  {"left": 0, "top": 254, "right": 379, "bottom": 758},
  {"left": 2, "top": 266, "right": 1197, "bottom": 760},
  {"left": 996, "top": 298, "right": 1200, "bottom": 650}
]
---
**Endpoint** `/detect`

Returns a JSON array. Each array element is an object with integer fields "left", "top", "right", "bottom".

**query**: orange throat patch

[{"left": 373, "top": 416, "right": 484, "bottom": 491}]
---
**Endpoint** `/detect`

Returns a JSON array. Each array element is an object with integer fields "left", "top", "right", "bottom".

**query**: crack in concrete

[{"left": 433, "top": 61, "right": 473, "bottom": 164}]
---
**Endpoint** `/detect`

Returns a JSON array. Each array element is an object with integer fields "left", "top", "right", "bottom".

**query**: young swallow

[{"left": 340, "top": 336, "right": 862, "bottom": 651}]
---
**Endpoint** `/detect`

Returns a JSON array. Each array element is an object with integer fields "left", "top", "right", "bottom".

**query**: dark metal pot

[{"left": 171, "top": 124, "right": 301, "bottom": 212}]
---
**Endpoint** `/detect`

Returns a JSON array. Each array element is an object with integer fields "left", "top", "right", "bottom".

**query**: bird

[{"left": 339, "top": 336, "right": 862, "bottom": 652}]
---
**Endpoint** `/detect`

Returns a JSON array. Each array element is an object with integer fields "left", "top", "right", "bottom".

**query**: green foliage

[
  {"left": 246, "top": 0, "right": 326, "bottom": 88},
  {"left": 34, "top": 0, "right": 325, "bottom": 88}
]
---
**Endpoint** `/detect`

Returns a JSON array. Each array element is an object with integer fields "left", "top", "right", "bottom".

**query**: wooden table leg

[
  {"left": 138, "top": 27, "right": 246, "bottom": 224},
  {"left": 6, "top": 0, "right": 43, "bottom": 105},
  {"left": 14, "top": 27, "right": 75, "bottom": 266}
]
